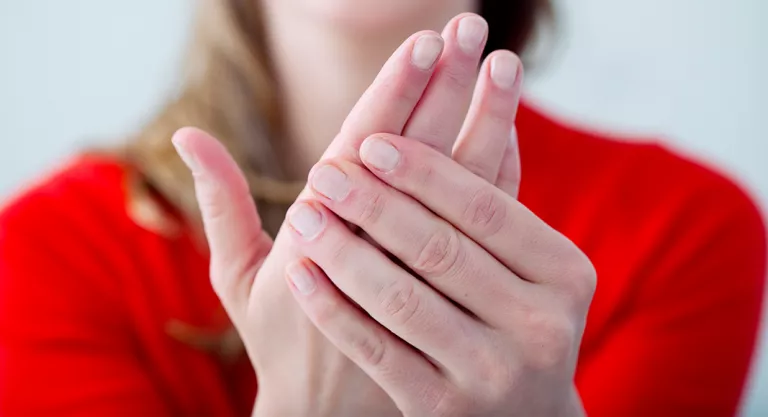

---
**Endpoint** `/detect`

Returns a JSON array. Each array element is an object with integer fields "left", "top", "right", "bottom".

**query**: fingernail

[
  {"left": 490, "top": 53, "right": 520, "bottom": 90},
  {"left": 360, "top": 137, "right": 400, "bottom": 172},
  {"left": 288, "top": 203, "right": 324, "bottom": 239},
  {"left": 457, "top": 16, "right": 488, "bottom": 54},
  {"left": 411, "top": 34, "right": 443, "bottom": 70},
  {"left": 287, "top": 262, "right": 316, "bottom": 295},
  {"left": 311, "top": 165, "right": 350, "bottom": 201},
  {"left": 172, "top": 138, "right": 201, "bottom": 173}
]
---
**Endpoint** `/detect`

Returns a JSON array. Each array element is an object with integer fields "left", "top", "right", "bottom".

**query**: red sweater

[{"left": 0, "top": 103, "right": 765, "bottom": 417}]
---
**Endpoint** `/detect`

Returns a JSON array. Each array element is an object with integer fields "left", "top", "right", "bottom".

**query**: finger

[
  {"left": 281, "top": 30, "right": 445, "bottom": 239},
  {"left": 495, "top": 126, "right": 521, "bottom": 198},
  {"left": 285, "top": 258, "right": 447, "bottom": 415},
  {"left": 284, "top": 200, "right": 483, "bottom": 368},
  {"left": 359, "top": 134, "right": 586, "bottom": 287},
  {"left": 452, "top": 50, "right": 522, "bottom": 185},
  {"left": 172, "top": 127, "right": 272, "bottom": 316},
  {"left": 305, "top": 159, "right": 530, "bottom": 323},
  {"left": 402, "top": 13, "right": 488, "bottom": 154},
  {"left": 323, "top": 31, "right": 444, "bottom": 163}
]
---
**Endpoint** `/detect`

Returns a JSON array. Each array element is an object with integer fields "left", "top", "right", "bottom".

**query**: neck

[{"left": 262, "top": 2, "right": 475, "bottom": 180}]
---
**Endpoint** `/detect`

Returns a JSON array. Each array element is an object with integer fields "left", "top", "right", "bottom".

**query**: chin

[{"left": 295, "top": 0, "right": 448, "bottom": 32}]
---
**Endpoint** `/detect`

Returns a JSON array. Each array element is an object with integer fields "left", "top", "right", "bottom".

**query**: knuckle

[
  {"left": 411, "top": 161, "right": 438, "bottom": 191},
  {"left": 350, "top": 332, "right": 387, "bottom": 368},
  {"left": 383, "top": 73, "right": 423, "bottom": 106},
  {"left": 462, "top": 188, "right": 508, "bottom": 238},
  {"left": 413, "top": 228, "right": 463, "bottom": 276},
  {"left": 422, "top": 387, "right": 467, "bottom": 417},
  {"left": 572, "top": 253, "right": 598, "bottom": 303},
  {"left": 198, "top": 188, "right": 228, "bottom": 223},
  {"left": 327, "top": 237, "right": 354, "bottom": 270},
  {"left": 198, "top": 176, "right": 251, "bottom": 223},
  {"left": 356, "top": 190, "right": 387, "bottom": 225},
  {"left": 377, "top": 280, "right": 422, "bottom": 328},
  {"left": 558, "top": 242, "right": 598, "bottom": 306},
  {"left": 209, "top": 234, "right": 268, "bottom": 302},
  {"left": 468, "top": 346, "right": 515, "bottom": 404},
  {"left": 522, "top": 312, "right": 576, "bottom": 370},
  {"left": 441, "top": 63, "right": 474, "bottom": 90},
  {"left": 485, "top": 102, "right": 516, "bottom": 126},
  {"left": 458, "top": 158, "right": 495, "bottom": 182},
  {"left": 313, "top": 297, "right": 344, "bottom": 328}
]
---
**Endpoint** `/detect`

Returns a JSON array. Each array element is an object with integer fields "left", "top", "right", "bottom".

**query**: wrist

[
  {"left": 252, "top": 390, "right": 402, "bottom": 417},
  {"left": 252, "top": 388, "right": 309, "bottom": 417},
  {"left": 252, "top": 387, "right": 375, "bottom": 417}
]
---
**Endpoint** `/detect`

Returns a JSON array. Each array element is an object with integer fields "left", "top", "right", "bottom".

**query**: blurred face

[{"left": 262, "top": 0, "right": 475, "bottom": 32}]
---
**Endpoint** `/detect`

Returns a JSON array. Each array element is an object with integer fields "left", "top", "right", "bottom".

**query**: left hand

[{"left": 283, "top": 131, "right": 596, "bottom": 415}]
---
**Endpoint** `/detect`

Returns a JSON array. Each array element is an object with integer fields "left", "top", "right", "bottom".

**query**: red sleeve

[
  {"left": 0, "top": 177, "right": 172, "bottom": 416},
  {"left": 577, "top": 173, "right": 767, "bottom": 416}
]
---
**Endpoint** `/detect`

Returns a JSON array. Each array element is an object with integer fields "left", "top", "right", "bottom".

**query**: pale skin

[{"left": 173, "top": 4, "right": 595, "bottom": 417}]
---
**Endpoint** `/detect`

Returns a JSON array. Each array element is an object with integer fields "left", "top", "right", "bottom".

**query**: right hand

[{"left": 173, "top": 13, "right": 524, "bottom": 417}]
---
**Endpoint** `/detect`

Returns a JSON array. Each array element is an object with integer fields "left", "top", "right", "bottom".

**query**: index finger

[{"left": 322, "top": 31, "right": 444, "bottom": 162}]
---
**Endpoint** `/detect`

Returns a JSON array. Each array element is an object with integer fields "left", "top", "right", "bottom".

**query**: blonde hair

[{"left": 125, "top": 0, "right": 551, "bottom": 236}]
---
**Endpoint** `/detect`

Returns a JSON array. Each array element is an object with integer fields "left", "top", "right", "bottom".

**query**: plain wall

[{"left": 1, "top": 0, "right": 766, "bottom": 414}]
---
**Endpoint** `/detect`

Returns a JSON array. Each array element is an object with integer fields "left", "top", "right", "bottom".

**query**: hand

[
  {"left": 286, "top": 132, "right": 596, "bottom": 416},
  {"left": 282, "top": 52, "right": 595, "bottom": 417},
  {"left": 173, "top": 13, "right": 534, "bottom": 417}
]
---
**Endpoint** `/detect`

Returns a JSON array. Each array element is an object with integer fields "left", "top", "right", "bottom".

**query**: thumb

[{"left": 172, "top": 127, "right": 272, "bottom": 317}]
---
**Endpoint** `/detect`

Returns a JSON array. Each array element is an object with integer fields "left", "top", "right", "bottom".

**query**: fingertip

[
  {"left": 408, "top": 29, "right": 442, "bottom": 42},
  {"left": 360, "top": 135, "right": 401, "bottom": 173},
  {"left": 172, "top": 128, "right": 201, "bottom": 173},
  {"left": 446, "top": 13, "right": 489, "bottom": 55},
  {"left": 411, "top": 32, "right": 445, "bottom": 71},
  {"left": 173, "top": 127, "right": 251, "bottom": 192},
  {"left": 286, "top": 200, "right": 327, "bottom": 241},
  {"left": 171, "top": 126, "right": 196, "bottom": 145},
  {"left": 172, "top": 127, "right": 223, "bottom": 173},
  {"left": 440, "top": 12, "right": 485, "bottom": 34},
  {"left": 486, "top": 50, "right": 523, "bottom": 91},
  {"left": 172, "top": 126, "right": 214, "bottom": 153}
]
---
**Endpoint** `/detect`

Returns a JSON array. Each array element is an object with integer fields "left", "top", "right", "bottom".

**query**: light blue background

[{"left": 1, "top": 1, "right": 766, "bottom": 414}]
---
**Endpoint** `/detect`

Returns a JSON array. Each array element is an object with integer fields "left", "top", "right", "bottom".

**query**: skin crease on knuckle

[
  {"left": 310, "top": 290, "right": 348, "bottom": 330},
  {"left": 348, "top": 327, "right": 388, "bottom": 369},
  {"left": 413, "top": 227, "right": 465, "bottom": 277},
  {"left": 423, "top": 388, "right": 471, "bottom": 417},
  {"left": 438, "top": 60, "right": 476, "bottom": 91},
  {"left": 376, "top": 277, "right": 424, "bottom": 330},
  {"left": 462, "top": 187, "right": 508, "bottom": 239},
  {"left": 355, "top": 188, "right": 388, "bottom": 226},
  {"left": 197, "top": 185, "right": 231, "bottom": 225},
  {"left": 405, "top": 151, "right": 440, "bottom": 192},
  {"left": 319, "top": 226, "right": 359, "bottom": 273}
]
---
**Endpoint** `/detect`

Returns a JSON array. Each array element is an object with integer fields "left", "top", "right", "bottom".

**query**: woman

[{"left": 0, "top": 0, "right": 764, "bottom": 416}]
